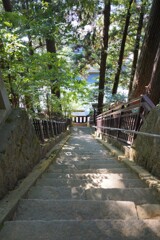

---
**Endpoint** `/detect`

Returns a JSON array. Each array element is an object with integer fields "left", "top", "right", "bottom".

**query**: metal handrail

[
  {"left": 95, "top": 95, "right": 155, "bottom": 145},
  {"left": 93, "top": 126, "right": 160, "bottom": 138}
]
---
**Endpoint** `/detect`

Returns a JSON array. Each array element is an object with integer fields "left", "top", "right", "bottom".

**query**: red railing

[{"left": 96, "top": 95, "right": 155, "bottom": 145}]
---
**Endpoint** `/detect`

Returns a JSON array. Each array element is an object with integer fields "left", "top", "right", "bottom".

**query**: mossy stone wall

[
  {"left": 0, "top": 109, "right": 41, "bottom": 199},
  {"left": 133, "top": 106, "right": 160, "bottom": 178}
]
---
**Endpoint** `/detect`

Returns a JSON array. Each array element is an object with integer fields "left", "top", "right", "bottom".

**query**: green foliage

[{"left": 0, "top": 0, "right": 151, "bottom": 114}]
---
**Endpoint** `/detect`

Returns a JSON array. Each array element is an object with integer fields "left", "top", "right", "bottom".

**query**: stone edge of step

[
  {"left": 93, "top": 135, "right": 160, "bottom": 197},
  {"left": 0, "top": 132, "right": 71, "bottom": 229}
]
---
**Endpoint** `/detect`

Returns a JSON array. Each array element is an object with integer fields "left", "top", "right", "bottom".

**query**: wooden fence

[{"left": 96, "top": 95, "right": 155, "bottom": 145}]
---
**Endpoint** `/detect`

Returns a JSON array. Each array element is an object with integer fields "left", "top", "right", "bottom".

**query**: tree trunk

[
  {"left": 28, "top": 35, "right": 34, "bottom": 58},
  {"left": 112, "top": 0, "right": 133, "bottom": 95},
  {"left": 128, "top": 0, "right": 145, "bottom": 97},
  {"left": 46, "top": 39, "right": 56, "bottom": 53},
  {"left": 19, "top": 0, "right": 35, "bottom": 111},
  {"left": 8, "top": 71, "right": 19, "bottom": 107},
  {"left": 46, "top": 38, "right": 60, "bottom": 98},
  {"left": 25, "top": 34, "right": 35, "bottom": 110},
  {"left": 44, "top": 0, "right": 60, "bottom": 98},
  {"left": 0, "top": 40, "right": 5, "bottom": 70},
  {"left": 2, "top": 0, "right": 20, "bottom": 107},
  {"left": 2, "top": 0, "right": 12, "bottom": 12},
  {"left": 130, "top": 0, "right": 160, "bottom": 99},
  {"left": 97, "top": 0, "right": 110, "bottom": 115},
  {"left": 145, "top": 42, "right": 160, "bottom": 105}
]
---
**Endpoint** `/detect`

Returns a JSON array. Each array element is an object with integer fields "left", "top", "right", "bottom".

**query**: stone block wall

[
  {"left": 133, "top": 106, "right": 160, "bottom": 178},
  {"left": 0, "top": 109, "right": 41, "bottom": 199}
]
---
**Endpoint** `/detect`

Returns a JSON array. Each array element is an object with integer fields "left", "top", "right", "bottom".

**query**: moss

[
  {"left": 5, "top": 117, "right": 13, "bottom": 124},
  {"left": 0, "top": 150, "right": 5, "bottom": 154},
  {"left": 134, "top": 107, "right": 160, "bottom": 178}
]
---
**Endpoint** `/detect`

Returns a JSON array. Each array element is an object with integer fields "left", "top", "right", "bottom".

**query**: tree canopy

[{"left": 1, "top": 0, "right": 158, "bottom": 117}]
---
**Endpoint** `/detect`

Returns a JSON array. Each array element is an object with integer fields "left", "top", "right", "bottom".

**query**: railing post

[
  {"left": 32, "top": 119, "right": 44, "bottom": 142},
  {"left": 95, "top": 95, "right": 155, "bottom": 145},
  {"left": 57, "top": 122, "right": 60, "bottom": 134},
  {"left": 39, "top": 120, "right": 45, "bottom": 142},
  {"left": 48, "top": 120, "right": 54, "bottom": 137},
  {"left": 53, "top": 121, "right": 58, "bottom": 136},
  {"left": 32, "top": 117, "right": 69, "bottom": 142},
  {"left": 42, "top": 120, "right": 50, "bottom": 139},
  {"left": 117, "top": 111, "right": 122, "bottom": 141}
]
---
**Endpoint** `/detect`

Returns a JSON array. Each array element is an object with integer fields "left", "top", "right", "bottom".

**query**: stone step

[
  {"left": 60, "top": 145, "right": 108, "bottom": 150},
  {"left": 49, "top": 163, "right": 125, "bottom": 171},
  {"left": 14, "top": 200, "right": 137, "bottom": 220},
  {"left": 137, "top": 204, "right": 160, "bottom": 219},
  {"left": 47, "top": 166, "right": 132, "bottom": 174},
  {"left": 54, "top": 158, "right": 117, "bottom": 165},
  {"left": 36, "top": 177, "right": 147, "bottom": 189},
  {"left": 60, "top": 154, "right": 111, "bottom": 159},
  {"left": 61, "top": 149, "right": 109, "bottom": 154},
  {"left": 25, "top": 186, "right": 85, "bottom": 200},
  {"left": 60, "top": 142, "right": 109, "bottom": 146},
  {"left": 26, "top": 186, "right": 159, "bottom": 205},
  {"left": 62, "top": 145, "right": 108, "bottom": 151},
  {"left": 61, "top": 147, "right": 108, "bottom": 152},
  {"left": 60, "top": 152, "right": 109, "bottom": 157},
  {"left": 85, "top": 188, "right": 160, "bottom": 205},
  {"left": 1, "top": 220, "right": 160, "bottom": 240},
  {"left": 43, "top": 172, "right": 139, "bottom": 180},
  {"left": 59, "top": 151, "right": 112, "bottom": 157}
]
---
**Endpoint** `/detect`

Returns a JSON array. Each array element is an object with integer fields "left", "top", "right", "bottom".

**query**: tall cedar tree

[
  {"left": 23, "top": 0, "right": 35, "bottom": 110},
  {"left": 112, "top": 0, "right": 133, "bottom": 95},
  {"left": 0, "top": 0, "right": 8, "bottom": 71},
  {"left": 45, "top": 0, "right": 60, "bottom": 99},
  {"left": 2, "top": 0, "right": 19, "bottom": 107},
  {"left": 46, "top": 38, "right": 60, "bottom": 98},
  {"left": 2, "top": 0, "right": 12, "bottom": 12},
  {"left": 97, "top": 0, "right": 110, "bottom": 115},
  {"left": 130, "top": 0, "right": 160, "bottom": 102},
  {"left": 128, "top": 0, "right": 145, "bottom": 96},
  {"left": 145, "top": 41, "right": 160, "bottom": 104}
]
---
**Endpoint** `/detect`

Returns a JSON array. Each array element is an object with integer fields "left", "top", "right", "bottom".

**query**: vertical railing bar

[{"left": 95, "top": 95, "right": 155, "bottom": 145}]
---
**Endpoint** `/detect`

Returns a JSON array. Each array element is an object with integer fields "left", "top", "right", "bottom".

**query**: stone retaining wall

[
  {"left": 133, "top": 106, "right": 160, "bottom": 179},
  {"left": 0, "top": 109, "right": 69, "bottom": 199},
  {"left": 0, "top": 109, "right": 41, "bottom": 199}
]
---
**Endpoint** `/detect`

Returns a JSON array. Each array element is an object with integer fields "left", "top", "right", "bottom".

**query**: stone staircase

[{"left": 0, "top": 127, "right": 160, "bottom": 239}]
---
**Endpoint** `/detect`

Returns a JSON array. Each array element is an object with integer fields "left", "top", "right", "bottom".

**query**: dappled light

[
  {"left": 95, "top": 219, "right": 160, "bottom": 239},
  {"left": 1, "top": 126, "right": 160, "bottom": 239},
  {"left": 1, "top": 0, "right": 160, "bottom": 238}
]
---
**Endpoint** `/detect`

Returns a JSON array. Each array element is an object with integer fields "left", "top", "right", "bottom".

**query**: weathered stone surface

[
  {"left": 137, "top": 204, "right": 160, "bottom": 219},
  {"left": 1, "top": 220, "right": 160, "bottom": 240},
  {"left": 14, "top": 199, "right": 137, "bottom": 220},
  {"left": 0, "top": 109, "right": 41, "bottom": 199},
  {"left": 0, "top": 77, "right": 11, "bottom": 124},
  {"left": 47, "top": 162, "right": 125, "bottom": 171},
  {"left": 133, "top": 106, "right": 160, "bottom": 178},
  {"left": 26, "top": 186, "right": 85, "bottom": 200},
  {"left": 42, "top": 172, "right": 139, "bottom": 180},
  {"left": 48, "top": 165, "right": 132, "bottom": 174},
  {"left": 85, "top": 188, "right": 160, "bottom": 204},
  {"left": 0, "top": 126, "right": 160, "bottom": 240},
  {"left": 36, "top": 177, "right": 147, "bottom": 188}
]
